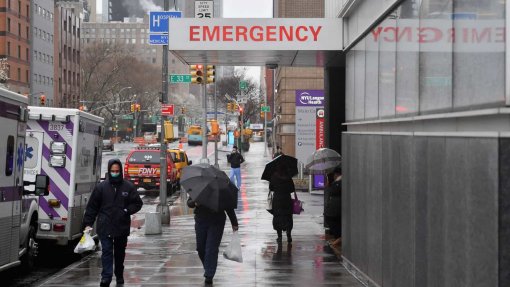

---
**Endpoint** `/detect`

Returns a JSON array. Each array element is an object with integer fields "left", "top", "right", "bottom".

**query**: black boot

[
  {"left": 276, "top": 230, "right": 282, "bottom": 245},
  {"left": 287, "top": 231, "right": 292, "bottom": 243}
]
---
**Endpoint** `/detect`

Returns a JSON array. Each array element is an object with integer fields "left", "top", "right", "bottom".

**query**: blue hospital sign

[{"left": 149, "top": 11, "right": 182, "bottom": 34}]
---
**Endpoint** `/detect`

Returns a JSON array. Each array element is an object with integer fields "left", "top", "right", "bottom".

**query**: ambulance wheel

[{"left": 20, "top": 224, "right": 38, "bottom": 271}]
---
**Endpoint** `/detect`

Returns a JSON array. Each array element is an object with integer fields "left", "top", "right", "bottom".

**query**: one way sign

[{"left": 149, "top": 11, "right": 182, "bottom": 34}]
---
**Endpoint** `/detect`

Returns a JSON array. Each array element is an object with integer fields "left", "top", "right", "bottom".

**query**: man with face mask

[
  {"left": 227, "top": 145, "right": 245, "bottom": 188},
  {"left": 82, "top": 159, "right": 143, "bottom": 287}
]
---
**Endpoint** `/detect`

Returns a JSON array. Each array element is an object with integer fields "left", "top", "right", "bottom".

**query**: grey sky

[{"left": 223, "top": 0, "right": 273, "bottom": 18}]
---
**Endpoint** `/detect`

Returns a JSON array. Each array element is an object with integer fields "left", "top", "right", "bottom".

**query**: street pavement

[{"left": 37, "top": 142, "right": 361, "bottom": 286}]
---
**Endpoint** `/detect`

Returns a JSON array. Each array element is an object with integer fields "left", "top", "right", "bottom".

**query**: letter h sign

[{"left": 149, "top": 11, "right": 182, "bottom": 34}]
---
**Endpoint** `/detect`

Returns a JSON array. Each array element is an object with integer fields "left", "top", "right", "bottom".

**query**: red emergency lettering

[{"left": 190, "top": 26, "right": 200, "bottom": 41}]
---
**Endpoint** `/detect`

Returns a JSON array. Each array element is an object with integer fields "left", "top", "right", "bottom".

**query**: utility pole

[
  {"left": 239, "top": 89, "right": 244, "bottom": 156},
  {"left": 201, "top": 62, "right": 209, "bottom": 164},
  {"left": 263, "top": 91, "right": 268, "bottom": 157},
  {"left": 213, "top": 83, "right": 219, "bottom": 168},
  {"left": 158, "top": 0, "right": 171, "bottom": 225}
]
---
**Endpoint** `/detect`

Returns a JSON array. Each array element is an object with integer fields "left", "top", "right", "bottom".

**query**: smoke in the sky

[
  {"left": 119, "top": 0, "right": 163, "bottom": 18},
  {"left": 139, "top": 0, "right": 163, "bottom": 12}
]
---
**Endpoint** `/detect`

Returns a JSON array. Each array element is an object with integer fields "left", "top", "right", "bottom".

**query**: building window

[
  {"left": 26, "top": 26, "right": 28, "bottom": 38},
  {"left": 17, "top": 1, "right": 20, "bottom": 15},
  {"left": 7, "top": 18, "right": 11, "bottom": 32},
  {"left": 26, "top": 48, "right": 28, "bottom": 61},
  {"left": 64, "top": 20, "right": 67, "bottom": 31},
  {"left": 25, "top": 70, "right": 28, "bottom": 82},
  {"left": 17, "top": 68, "right": 20, "bottom": 81},
  {"left": 17, "top": 45, "right": 20, "bottom": 59},
  {"left": 26, "top": 5, "right": 29, "bottom": 18},
  {"left": 8, "top": 0, "right": 11, "bottom": 9},
  {"left": 7, "top": 42, "right": 10, "bottom": 56},
  {"left": 18, "top": 23, "right": 20, "bottom": 36}
]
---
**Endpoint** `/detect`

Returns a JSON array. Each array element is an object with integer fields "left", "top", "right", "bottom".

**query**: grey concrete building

[
  {"left": 30, "top": 1, "right": 55, "bottom": 106},
  {"left": 331, "top": 0, "right": 510, "bottom": 286}
]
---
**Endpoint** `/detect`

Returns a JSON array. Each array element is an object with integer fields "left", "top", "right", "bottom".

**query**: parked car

[
  {"left": 124, "top": 146, "right": 178, "bottom": 194},
  {"left": 102, "top": 139, "right": 114, "bottom": 151},
  {"left": 168, "top": 148, "right": 192, "bottom": 188}
]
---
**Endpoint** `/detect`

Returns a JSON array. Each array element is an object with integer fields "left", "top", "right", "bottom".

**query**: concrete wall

[{"left": 342, "top": 133, "right": 507, "bottom": 286}]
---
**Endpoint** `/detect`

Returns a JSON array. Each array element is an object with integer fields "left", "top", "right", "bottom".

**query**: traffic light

[
  {"left": 210, "top": 119, "right": 219, "bottom": 135},
  {"left": 206, "top": 65, "right": 215, "bottom": 84},
  {"left": 136, "top": 104, "right": 141, "bottom": 112},
  {"left": 190, "top": 64, "right": 204, "bottom": 84},
  {"left": 40, "top": 95, "right": 46, "bottom": 106},
  {"left": 163, "top": 120, "right": 174, "bottom": 140},
  {"left": 79, "top": 105, "right": 85, "bottom": 111},
  {"left": 260, "top": 111, "right": 265, "bottom": 118},
  {"left": 227, "top": 102, "right": 232, "bottom": 111},
  {"left": 181, "top": 107, "right": 185, "bottom": 114},
  {"left": 130, "top": 104, "right": 135, "bottom": 112},
  {"left": 239, "top": 105, "right": 243, "bottom": 114}
]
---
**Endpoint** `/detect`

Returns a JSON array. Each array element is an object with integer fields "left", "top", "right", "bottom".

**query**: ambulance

[
  {"left": 0, "top": 88, "right": 49, "bottom": 272},
  {"left": 25, "top": 107, "right": 104, "bottom": 246}
]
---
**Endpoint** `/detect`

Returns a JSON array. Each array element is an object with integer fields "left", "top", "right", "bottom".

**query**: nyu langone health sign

[
  {"left": 296, "top": 90, "right": 325, "bottom": 106},
  {"left": 167, "top": 18, "right": 342, "bottom": 50}
]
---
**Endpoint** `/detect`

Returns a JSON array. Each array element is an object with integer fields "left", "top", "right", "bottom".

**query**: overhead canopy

[{"left": 167, "top": 18, "right": 344, "bottom": 67}]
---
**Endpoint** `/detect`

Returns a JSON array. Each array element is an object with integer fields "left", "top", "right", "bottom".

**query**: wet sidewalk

[{"left": 38, "top": 143, "right": 361, "bottom": 286}]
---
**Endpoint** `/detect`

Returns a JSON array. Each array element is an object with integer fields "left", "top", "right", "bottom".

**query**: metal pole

[
  {"left": 133, "top": 101, "right": 137, "bottom": 140},
  {"left": 263, "top": 88, "right": 268, "bottom": 157},
  {"left": 157, "top": 0, "right": 171, "bottom": 226},
  {"left": 115, "top": 117, "right": 118, "bottom": 143},
  {"left": 213, "top": 83, "right": 219, "bottom": 168},
  {"left": 239, "top": 90, "right": 244, "bottom": 156},
  {"left": 201, "top": 62, "right": 209, "bottom": 163}
]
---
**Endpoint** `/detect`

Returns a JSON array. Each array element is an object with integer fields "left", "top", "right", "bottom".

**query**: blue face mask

[{"left": 110, "top": 172, "right": 120, "bottom": 178}]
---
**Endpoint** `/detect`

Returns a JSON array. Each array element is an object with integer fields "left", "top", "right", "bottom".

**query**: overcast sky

[{"left": 223, "top": 0, "right": 273, "bottom": 18}]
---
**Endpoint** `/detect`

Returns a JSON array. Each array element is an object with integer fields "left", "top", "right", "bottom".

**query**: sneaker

[
  {"left": 99, "top": 279, "right": 111, "bottom": 287},
  {"left": 205, "top": 276, "right": 213, "bottom": 284}
]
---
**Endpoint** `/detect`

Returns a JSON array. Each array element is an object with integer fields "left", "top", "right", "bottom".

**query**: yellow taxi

[{"left": 168, "top": 148, "right": 192, "bottom": 184}]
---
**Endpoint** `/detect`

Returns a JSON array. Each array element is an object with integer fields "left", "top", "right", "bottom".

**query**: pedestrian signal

[
  {"left": 190, "top": 64, "right": 204, "bottom": 84},
  {"left": 40, "top": 95, "right": 46, "bottom": 106}
]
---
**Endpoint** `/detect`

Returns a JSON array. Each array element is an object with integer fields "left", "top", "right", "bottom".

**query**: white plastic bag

[
  {"left": 223, "top": 231, "right": 243, "bottom": 263},
  {"left": 74, "top": 230, "right": 95, "bottom": 254}
]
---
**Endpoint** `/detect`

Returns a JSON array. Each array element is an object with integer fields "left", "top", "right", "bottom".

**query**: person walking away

[
  {"left": 324, "top": 166, "right": 342, "bottom": 247},
  {"left": 227, "top": 145, "right": 245, "bottom": 188},
  {"left": 273, "top": 146, "right": 284, "bottom": 159},
  {"left": 187, "top": 197, "right": 239, "bottom": 285},
  {"left": 82, "top": 159, "right": 143, "bottom": 287},
  {"left": 269, "top": 164, "right": 295, "bottom": 245}
]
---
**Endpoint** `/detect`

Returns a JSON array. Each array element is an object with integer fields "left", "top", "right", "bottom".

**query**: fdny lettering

[
  {"left": 190, "top": 25, "right": 323, "bottom": 42},
  {"left": 139, "top": 168, "right": 158, "bottom": 175}
]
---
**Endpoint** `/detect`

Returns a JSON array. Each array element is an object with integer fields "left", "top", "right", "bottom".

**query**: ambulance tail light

[
  {"left": 48, "top": 199, "right": 61, "bottom": 207},
  {"left": 124, "top": 163, "right": 129, "bottom": 175},
  {"left": 53, "top": 224, "right": 66, "bottom": 232}
]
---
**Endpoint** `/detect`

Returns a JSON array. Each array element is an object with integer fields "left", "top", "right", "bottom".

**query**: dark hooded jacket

[{"left": 82, "top": 159, "right": 143, "bottom": 237}]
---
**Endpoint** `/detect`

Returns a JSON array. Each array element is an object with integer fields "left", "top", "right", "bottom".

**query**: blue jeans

[
  {"left": 99, "top": 235, "right": 128, "bottom": 282},
  {"left": 229, "top": 167, "right": 241, "bottom": 188},
  {"left": 195, "top": 214, "right": 226, "bottom": 278}
]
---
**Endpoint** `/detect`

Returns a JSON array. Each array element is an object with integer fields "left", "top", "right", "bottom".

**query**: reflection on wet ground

[{"left": 39, "top": 143, "right": 361, "bottom": 286}]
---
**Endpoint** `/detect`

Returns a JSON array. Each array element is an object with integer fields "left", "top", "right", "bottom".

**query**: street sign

[
  {"left": 195, "top": 1, "right": 214, "bottom": 18},
  {"left": 250, "top": 124, "right": 264, "bottom": 130},
  {"left": 161, "top": 104, "right": 174, "bottom": 116},
  {"left": 121, "top": 115, "right": 134, "bottom": 120},
  {"left": 149, "top": 11, "right": 182, "bottom": 34},
  {"left": 261, "top": 106, "right": 270, "bottom": 112},
  {"left": 237, "top": 98, "right": 248, "bottom": 104},
  {"left": 239, "top": 81, "right": 248, "bottom": 90},
  {"left": 170, "top": 74, "right": 192, "bottom": 83},
  {"left": 149, "top": 34, "right": 168, "bottom": 45}
]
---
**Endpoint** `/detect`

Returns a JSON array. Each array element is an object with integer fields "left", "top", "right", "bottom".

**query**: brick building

[
  {"left": 272, "top": 0, "right": 325, "bottom": 159},
  {"left": 0, "top": 0, "right": 31, "bottom": 95}
]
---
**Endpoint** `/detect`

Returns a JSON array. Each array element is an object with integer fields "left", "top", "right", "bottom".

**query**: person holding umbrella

[
  {"left": 181, "top": 164, "right": 239, "bottom": 285},
  {"left": 262, "top": 154, "right": 298, "bottom": 245}
]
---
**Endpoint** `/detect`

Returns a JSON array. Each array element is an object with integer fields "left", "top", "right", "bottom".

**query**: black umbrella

[
  {"left": 181, "top": 164, "right": 238, "bottom": 212},
  {"left": 261, "top": 154, "right": 298, "bottom": 181}
]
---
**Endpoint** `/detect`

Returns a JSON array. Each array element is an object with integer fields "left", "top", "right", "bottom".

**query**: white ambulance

[
  {"left": 0, "top": 88, "right": 49, "bottom": 273},
  {"left": 25, "top": 107, "right": 104, "bottom": 246}
]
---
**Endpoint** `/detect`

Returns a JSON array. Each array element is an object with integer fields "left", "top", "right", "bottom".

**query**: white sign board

[
  {"left": 295, "top": 90, "right": 325, "bottom": 165},
  {"left": 250, "top": 124, "right": 264, "bottom": 130},
  {"left": 168, "top": 18, "right": 342, "bottom": 50},
  {"left": 195, "top": 1, "right": 214, "bottom": 18}
]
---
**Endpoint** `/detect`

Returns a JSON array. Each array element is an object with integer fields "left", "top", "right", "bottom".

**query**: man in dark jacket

[
  {"left": 82, "top": 159, "right": 143, "bottom": 287},
  {"left": 227, "top": 145, "right": 245, "bottom": 188},
  {"left": 187, "top": 197, "right": 238, "bottom": 285}
]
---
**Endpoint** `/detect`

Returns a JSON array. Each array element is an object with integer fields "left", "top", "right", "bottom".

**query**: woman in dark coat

[
  {"left": 324, "top": 166, "right": 342, "bottom": 246},
  {"left": 269, "top": 164, "right": 295, "bottom": 245}
]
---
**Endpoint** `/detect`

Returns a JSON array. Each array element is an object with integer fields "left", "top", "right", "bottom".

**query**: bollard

[
  {"left": 144, "top": 212, "right": 162, "bottom": 235},
  {"left": 299, "top": 162, "right": 304, "bottom": 179}
]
